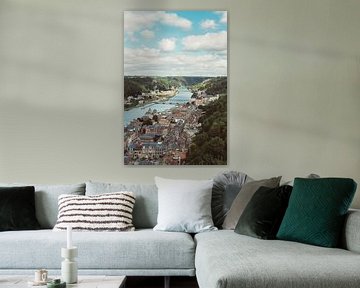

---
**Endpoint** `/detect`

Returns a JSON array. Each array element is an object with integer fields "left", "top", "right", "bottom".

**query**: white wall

[{"left": 0, "top": 0, "right": 359, "bottom": 207}]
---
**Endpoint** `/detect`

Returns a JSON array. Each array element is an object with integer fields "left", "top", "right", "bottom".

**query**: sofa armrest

[{"left": 342, "top": 209, "right": 360, "bottom": 253}]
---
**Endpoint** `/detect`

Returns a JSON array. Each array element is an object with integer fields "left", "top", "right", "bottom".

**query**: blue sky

[{"left": 124, "top": 11, "right": 227, "bottom": 77}]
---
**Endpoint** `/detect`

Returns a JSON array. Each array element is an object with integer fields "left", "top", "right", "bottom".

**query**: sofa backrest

[
  {"left": 86, "top": 181, "right": 158, "bottom": 229},
  {"left": 0, "top": 183, "right": 86, "bottom": 229}
]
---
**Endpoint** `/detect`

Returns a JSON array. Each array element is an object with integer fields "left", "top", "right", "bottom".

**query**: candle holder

[{"left": 61, "top": 247, "right": 78, "bottom": 284}]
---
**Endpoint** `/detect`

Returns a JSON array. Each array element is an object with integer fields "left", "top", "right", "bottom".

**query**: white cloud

[
  {"left": 201, "top": 19, "right": 217, "bottom": 30},
  {"left": 182, "top": 31, "right": 227, "bottom": 51},
  {"left": 124, "top": 11, "right": 159, "bottom": 33},
  {"left": 140, "top": 29, "right": 155, "bottom": 39},
  {"left": 216, "top": 11, "right": 227, "bottom": 24},
  {"left": 160, "top": 12, "right": 192, "bottom": 30},
  {"left": 124, "top": 11, "right": 191, "bottom": 34},
  {"left": 126, "top": 31, "right": 137, "bottom": 42},
  {"left": 159, "top": 38, "right": 176, "bottom": 52},
  {"left": 124, "top": 47, "right": 160, "bottom": 65},
  {"left": 124, "top": 47, "right": 227, "bottom": 76}
]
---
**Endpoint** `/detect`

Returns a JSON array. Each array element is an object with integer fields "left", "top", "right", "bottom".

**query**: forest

[{"left": 186, "top": 77, "right": 227, "bottom": 165}]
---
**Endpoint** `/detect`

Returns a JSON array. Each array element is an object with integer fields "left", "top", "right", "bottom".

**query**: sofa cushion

[
  {"left": 0, "top": 229, "right": 195, "bottom": 272},
  {"left": 86, "top": 181, "right": 158, "bottom": 229},
  {"left": 277, "top": 178, "right": 357, "bottom": 247},
  {"left": 195, "top": 230, "right": 360, "bottom": 288},
  {"left": 234, "top": 185, "right": 292, "bottom": 239},
  {"left": 0, "top": 183, "right": 86, "bottom": 229},
  {"left": 222, "top": 176, "right": 281, "bottom": 229},
  {"left": 212, "top": 171, "right": 249, "bottom": 228},
  {"left": 53, "top": 192, "right": 136, "bottom": 232},
  {"left": 0, "top": 186, "right": 40, "bottom": 231},
  {"left": 342, "top": 209, "right": 360, "bottom": 253},
  {"left": 153, "top": 177, "right": 216, "bottom": 233}
]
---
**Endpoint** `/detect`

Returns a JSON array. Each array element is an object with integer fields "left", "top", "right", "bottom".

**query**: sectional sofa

[{"left": 0, "top": 180, "right": 360, "bottom": 288}]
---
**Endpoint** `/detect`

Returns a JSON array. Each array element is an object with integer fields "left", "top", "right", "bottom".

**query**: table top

[{"left": 0, "top": 275, "right": 126, "bottom": 288}]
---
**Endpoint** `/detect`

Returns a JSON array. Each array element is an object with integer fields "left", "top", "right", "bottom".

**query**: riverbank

[
  {"left": 124, "top": 87, "right": 192, "bottom": 125},
  {"left": 125, "top": 88, "right": 178, "bottom": 111}
]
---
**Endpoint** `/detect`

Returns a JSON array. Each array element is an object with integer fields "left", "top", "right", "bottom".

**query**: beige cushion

[{"left": 222, "top": 176, "right": 281, "bottom": 229}]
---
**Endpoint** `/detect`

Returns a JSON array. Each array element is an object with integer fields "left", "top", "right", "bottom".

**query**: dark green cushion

[
  {"left": 277, "top": 178, "right": 357, "bottom": 247},
  {"left": 0, "top": 186, "right": 41, "bottom": 231},
  {"left": 235, "top": 185, "right": 292, "bottom": 239}
]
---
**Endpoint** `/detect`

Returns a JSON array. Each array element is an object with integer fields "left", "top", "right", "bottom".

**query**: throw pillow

[
  {"left": 0, "top": 186, "right": 41, "bottom": 231},
  {"left": 234, "top": 185, "right": 293, "bottom": 239},
  {"left": 212, "top": 171, "right": 250, "bottom": 228},
  {"left": 86, "top": 181, "right": 158, "bottom": 229},
  {"left": 222, "top": 176, "right": 281, "bottom": 230},
  {"left": 35, "top": 184, "right": 86, "bottom": 229},
  {"left": 153, "top": 177, "right": 217, "bottom": 233},
  {"left": 277, "top": 178, "right": 357, "bottom": 248},
  {"left": 53, "top": 192, "right": 136, "bottom": 232}
]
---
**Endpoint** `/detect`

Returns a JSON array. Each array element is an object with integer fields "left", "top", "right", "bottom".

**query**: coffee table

[{"left": 0, "top": 275, "right": 126, "bottom": 288}]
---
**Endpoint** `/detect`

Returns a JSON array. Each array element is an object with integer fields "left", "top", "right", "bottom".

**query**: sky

[{"left": 124, "top": 11, "right": 227, "bottom": 77}]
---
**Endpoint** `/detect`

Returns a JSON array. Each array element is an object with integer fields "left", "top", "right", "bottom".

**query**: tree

[{"left": 186, "top": 95, "right": 227, "bottom": 165}]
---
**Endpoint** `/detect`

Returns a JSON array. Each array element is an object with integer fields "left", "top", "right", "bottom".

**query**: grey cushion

[
  {"left": 212, "top": 171, "right": 249, "bottom": 228},
  {"left": 153, "top": 177, "right": 216, "bottom": 233},
  {"left": 222, "top": 176, "right": 281, "bottom": 229},
  {"left": 85, "top": 181, "right": 158, "bottom": 229},
  {"left": 0, "top": 229, "right": 195, "bottom": 271},
  {"left": 195, "top": 230, "right": 360, "bottom": 288},
  {"left": 0, "top": 183, "right": 85, "bottom": 228},
  {"left": 342, "top": 209, "right": 360, "bottom": 253}
]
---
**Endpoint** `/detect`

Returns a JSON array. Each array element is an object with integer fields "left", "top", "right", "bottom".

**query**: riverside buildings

[{"left": 124, "top": 101, "right": 204, "bottom": 165}]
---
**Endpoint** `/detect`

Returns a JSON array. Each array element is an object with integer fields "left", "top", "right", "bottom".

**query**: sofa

[{"left": 0, "top": 178, "right": 360, "bottom": 288}]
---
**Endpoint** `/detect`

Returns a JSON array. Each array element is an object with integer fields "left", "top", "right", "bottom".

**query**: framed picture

[{"left": 124, "top": 11, "right": 227, "bottom": 165}]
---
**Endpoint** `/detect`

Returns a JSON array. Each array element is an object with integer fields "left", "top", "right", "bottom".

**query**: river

[{"left": 124, "top": 87, "right": 193, "bottom": 125}]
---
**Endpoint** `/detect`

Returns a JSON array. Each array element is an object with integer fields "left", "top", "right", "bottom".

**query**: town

[{"left": 124, "top": 90, "right": 220, "bottom": 165}]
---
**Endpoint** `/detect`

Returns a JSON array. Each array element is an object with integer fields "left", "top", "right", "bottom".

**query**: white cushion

[
  {"left": 53, "top": 192, "right": 135, "bottom": 232},
  {"left": 153, "top": 177, "right": 217, "bottom": 233}
]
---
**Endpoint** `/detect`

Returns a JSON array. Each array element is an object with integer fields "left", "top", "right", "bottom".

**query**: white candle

[{"left": 67, "top": 225, "right": 72, "bottom": 249}]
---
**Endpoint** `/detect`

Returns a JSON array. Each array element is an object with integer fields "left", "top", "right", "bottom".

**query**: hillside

[
  {"left": 186, "top": 86, "right": 227, "bottom": 165},
  {"left": 124, "top": 76, "right": 212, "bottom": 99}
]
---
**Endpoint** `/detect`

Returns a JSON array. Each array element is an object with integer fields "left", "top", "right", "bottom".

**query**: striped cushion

[{"left": 53, "top": 192, "right": 136, "bottom": 232}]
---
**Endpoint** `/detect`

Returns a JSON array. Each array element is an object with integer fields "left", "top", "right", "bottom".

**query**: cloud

[
  {"left": 124, "top": 47, "right": 160, "bottom": 65},
  {"left": 140, "top": 29, "right": 155, "bottom": 39},
  {"left": 160, "top": 12, "right": 192, "bottom": 30},
  {"left": 159, "top": 38, "right": 176, "bottom": 52},
  {"left": 216, "top": 11, "right": 227, "bottom": 24},
  {"left": 182, "top": 31, "right": 227, "bottom": 51},
  {"left": 124, "top": 11, "right": 191, "bottom": 34},
  {"left": 219, "top": 12, "right": 227, "bottom": 24},
  {"left": 201, "top": 19, "right": 217, "bottom": 30},
  {"left": 124, "top": 47, "right": 227, "bottom": 76},
  {"left": 126, "top": 31, "right": 137, "bottom": 42},
  {"left": 124, "top": 11, "right": 159, "bottom": 33}
]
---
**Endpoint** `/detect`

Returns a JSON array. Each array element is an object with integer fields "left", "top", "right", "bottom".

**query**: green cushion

[{"left": 277, "top": 178, "right": 357, "bottom": 247}]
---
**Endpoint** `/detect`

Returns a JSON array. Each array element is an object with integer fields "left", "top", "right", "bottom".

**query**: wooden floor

[{"left": 126, "top": 276, "right": 199, "bottom": 288}]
